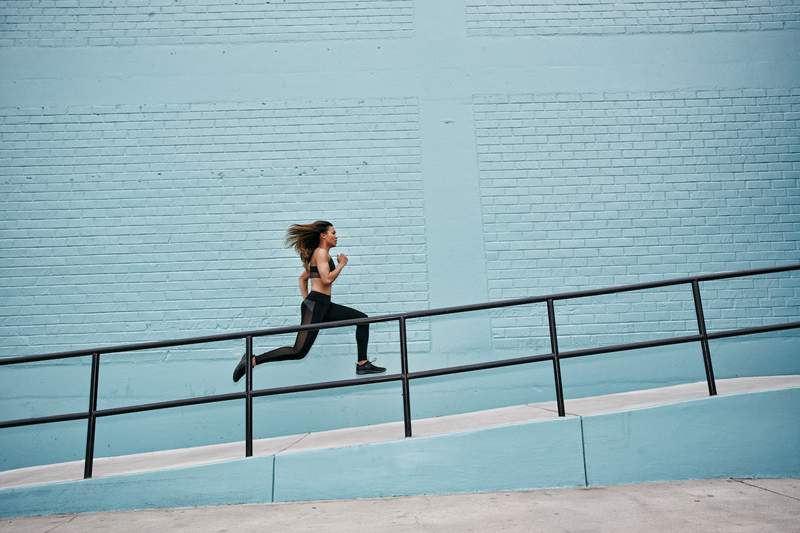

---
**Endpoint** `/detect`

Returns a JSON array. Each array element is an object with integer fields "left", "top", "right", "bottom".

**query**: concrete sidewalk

[{"left": 2, "top": 477, "right": 798, "bottom": 532}]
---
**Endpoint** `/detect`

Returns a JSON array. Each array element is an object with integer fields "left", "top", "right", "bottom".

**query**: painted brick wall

[
  {"left": 1, "top": 0, "right": 799, "bottom": 470},
  {"left": 466, "top": 0, "right": 800, "bottom": 36},
  {"left": 474, "top": 88, "right": 800, "bottom": 352},
  {"left": 0, "top": 0, "right": 415, "bottom": 47},
  {"left": 0, "top": 98, "right": 430, "bottom": 358}
]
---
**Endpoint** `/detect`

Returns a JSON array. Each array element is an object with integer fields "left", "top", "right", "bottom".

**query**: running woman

[{"left": 232, "top": 220, "right": 385, "bottom": 382}]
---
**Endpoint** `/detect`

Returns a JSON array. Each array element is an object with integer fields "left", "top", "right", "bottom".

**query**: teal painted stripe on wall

[
  {"left": 273, "top": 416, "right": 587, "bottom": 502},
  {"left": 582, "top": 387, "right": 800, "bottom": 485},
  {"left": 0, "top": 456, "right": 274, "bottom": 518}
]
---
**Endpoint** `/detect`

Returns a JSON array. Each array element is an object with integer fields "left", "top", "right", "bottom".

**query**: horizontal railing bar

[
  {"left": 404, "top": 263, "right": 800, "bottom": 318},
  {"left": 0, "top": 357, "right": 554, "bottom": 429},
  {"left": 0, "top": 315, "right": 407, "bottom": 366},
  {"left": 693, "top": 263, "right": 800, "bottom": 283},
  {"left": 558, "top": 333, "right": 703, "bottom": 359},
  {"left": 1, "top": 380, "right": 399, "bottom": 427},
  {"left": 3, "top": 320, "right": 799, "bottom": 429},
  {"left": 550, "top": 320, "right": 800, "bottom": 361},
  {"left": 707, "top": 320, "right": 800, "bottom": 340},
  {"left": 252, "top": 373, "right": 403, "bottom": 397},
  {"left": 95, "top": 392, "right": 246, "bottom": 418},
  {"left": 2, "top": 262, "right": 798, "bottom": 366},
  {"left": 554, "top": 262, "right": 800, "bottom": 302},
  {"left": 408, "top": 352, "right": 555, "bottom": 380},
  {"left": 0, "top": 411, "right": 88, "bottom": 429}
]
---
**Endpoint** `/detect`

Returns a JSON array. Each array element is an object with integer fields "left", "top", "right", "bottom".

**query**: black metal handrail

[{"left": 1, "top": 262, "right": 799, "bottom": 479}]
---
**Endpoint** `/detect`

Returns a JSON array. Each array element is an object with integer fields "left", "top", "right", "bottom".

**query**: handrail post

[
  {"left": 84, "top": 352, "right": 100, "bottom": 479},
  {"left": 399, "top": 316, "right": 412, "bottom": 437},
  {"left": 245, "top": 336, "right": 253, "bottom": 457},
  {"left": 546, "top": 299, "right": 566, "bottom": 417},
  {"left": 691, "top": 280, "right": 717, "bottom": 396}
]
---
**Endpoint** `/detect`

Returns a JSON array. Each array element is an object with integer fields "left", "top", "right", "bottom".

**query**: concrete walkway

[{"left": 1, "top": 477, "right": 798, "bottom": 532}]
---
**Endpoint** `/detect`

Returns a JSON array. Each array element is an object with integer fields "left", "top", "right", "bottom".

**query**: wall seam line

[
  {"left": 271, "top": 454, "right": 276, "bottom": 503},
  {"left": 579, "top": 415, "right": 588, "bottom": 487}
]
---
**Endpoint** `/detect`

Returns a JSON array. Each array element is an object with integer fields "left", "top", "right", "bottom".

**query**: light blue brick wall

[
  {"left": 0, "top": 98, "right": 430, "bottom": 358},
  {"left": 0, "top": 0, "right": 798, "bottom": 469},
  {"left": 474, "top": 89, "right": 800, "bottom": 352},
  {"left": 466, "top": 0, "right": 800, "bottom": 36},
  {"left": 0, "top": 0, "right": 415, "bottom": 47}
]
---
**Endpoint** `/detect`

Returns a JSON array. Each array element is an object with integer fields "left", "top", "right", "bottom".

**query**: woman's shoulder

[{"left": 311, "top": 247, "right": 330, "bottom": 260}]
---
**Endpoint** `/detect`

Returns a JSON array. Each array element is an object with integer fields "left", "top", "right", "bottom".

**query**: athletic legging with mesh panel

[{"left": 253, "top": 290, "right": 369, "bottom": 364}]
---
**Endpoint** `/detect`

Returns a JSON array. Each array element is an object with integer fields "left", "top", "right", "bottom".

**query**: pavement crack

[
  {"left": 277, "top": 433, "right": 311, "bottom": 454},
  {"left": 41, "top": 514, "right": 78, "bottom": 533},
  {"left": 731, "top": 478, "right": 800, "bottom": 502},
  {"left": 537, "top": 406, "right": 581, "bottom": 417}
]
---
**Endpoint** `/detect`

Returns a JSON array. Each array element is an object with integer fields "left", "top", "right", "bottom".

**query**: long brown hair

[{"left": 285, "top": 220, "right": 333, "bottom": 270}]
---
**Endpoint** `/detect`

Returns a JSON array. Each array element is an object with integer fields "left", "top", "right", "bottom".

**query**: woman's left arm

[{"left": 299, "top": 270, "right": 310, "bottom": 299}]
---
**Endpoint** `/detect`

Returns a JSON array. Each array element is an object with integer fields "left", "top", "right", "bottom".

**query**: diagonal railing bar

[
  {"left": 2, "top": 263, "right": 798, "bottom": 366},
  {"left": 0, "top": 315, "right": 408, "bottom": 366},
  {"left": 1, "top": 263, "right": 798, "bottom": 479},
  {"left": 557, "top": 333, "right": 703, "bottom": 359},
  {"left": 707, "top": 320, "right": 800, "bottom": 340},
  {"left": 408, "top": 352, "right": 555, "bottom": 380},
  {"left": 252, "top": 372, "right": 403, "bottom": 398}
]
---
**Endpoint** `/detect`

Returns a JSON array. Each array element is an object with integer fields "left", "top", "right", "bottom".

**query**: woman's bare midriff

[{"left": 310, "top": 278, "right": 332, "bottom": 296}]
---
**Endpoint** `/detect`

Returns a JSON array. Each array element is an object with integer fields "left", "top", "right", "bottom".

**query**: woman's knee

[
  {"left": 347, "top": 306, "right": 367, "bottom": 318},
  {"left": 296, "top": 341, "right": 314, "bottom": 358},
  {"left": 283, "top": 348, "right": 309, "bottom": 361}
]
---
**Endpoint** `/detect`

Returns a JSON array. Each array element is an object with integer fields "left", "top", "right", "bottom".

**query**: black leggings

[{"left": 253, "top": 291, "right": 369, "bottom": 364}]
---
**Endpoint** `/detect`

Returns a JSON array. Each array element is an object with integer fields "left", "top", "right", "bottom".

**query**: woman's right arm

[{"left": 314, "top": 250, "right": 344, "bottom": 286}]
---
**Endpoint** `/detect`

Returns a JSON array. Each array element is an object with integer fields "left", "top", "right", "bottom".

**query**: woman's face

[{"left": 322, "top": 226, "right": 338, "bottom": 247}]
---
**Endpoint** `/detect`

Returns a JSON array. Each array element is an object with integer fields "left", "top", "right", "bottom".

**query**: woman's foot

[
  {"left": 232, "top": 354, "right": 257, "bottom": 383},
  {"left": 356, "top": 359, "right": 386, "bottom": 375}
]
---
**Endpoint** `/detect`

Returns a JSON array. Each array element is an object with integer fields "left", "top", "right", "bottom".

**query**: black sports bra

[{"left": 309, "top": 257, "right": 336, "bottom": 279}]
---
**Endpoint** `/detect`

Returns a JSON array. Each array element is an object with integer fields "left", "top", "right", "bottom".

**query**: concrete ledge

[
  {"left": 583, "top": 387, "right": 800, "bottom": 485},
  {"left": 0, "top": 455, "right": 273, "bottom": 518},
  {"left": 1, "top": 377, "right": 798, "bottom": 518},
  {"left": 3, "top": 375, "right": 797, "bottom": 492},
  {"left": 274, "top": 415, "right": 586, "bottom": 502}
]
